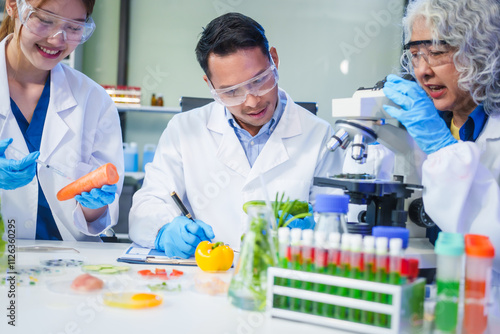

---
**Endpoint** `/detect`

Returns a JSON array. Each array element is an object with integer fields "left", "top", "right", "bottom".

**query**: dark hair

[
  {"left": 195, "top": 12, "right": 270, "bottom": 78},
  {"left": 0, "top": 0, "right": 96, "bottom": 40}
]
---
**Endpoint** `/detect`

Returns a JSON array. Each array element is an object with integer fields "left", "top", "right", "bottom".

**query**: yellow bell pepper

[{"left": 195, "top": 241, "right": 234, "bottom": 272}]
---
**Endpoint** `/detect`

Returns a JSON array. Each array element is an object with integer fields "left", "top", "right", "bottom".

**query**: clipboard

[{"left": 116, "top": 243, "right": 197, "bottom": 266}]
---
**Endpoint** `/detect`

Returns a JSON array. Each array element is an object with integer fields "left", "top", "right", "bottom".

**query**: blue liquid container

[
  {"left": 142, "top": 144, "right": 156, "bottom": 171},
  {"left": 123, "top": 142, "right": 138, "bottom": 172}
]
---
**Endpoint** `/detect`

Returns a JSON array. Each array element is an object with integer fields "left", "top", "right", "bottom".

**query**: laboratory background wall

[{"left": 81, "top": 0, "right": 405, "bottom": 168}]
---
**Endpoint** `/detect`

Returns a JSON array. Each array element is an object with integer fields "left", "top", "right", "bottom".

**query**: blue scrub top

[
  {"left": 426, "top": 105, "right": 488, "bottom": 244},
  {"left": 10, "top": 73, "right": 62, "bottom": 240}
]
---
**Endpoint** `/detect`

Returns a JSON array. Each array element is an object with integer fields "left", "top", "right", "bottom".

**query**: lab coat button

[{"left": 250, "top": 141, "right": 255, "bottom": 145}]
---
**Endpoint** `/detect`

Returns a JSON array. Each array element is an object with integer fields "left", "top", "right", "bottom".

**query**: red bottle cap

[{"left": 465, "top": 234, "right": 495, "bottom": 258}]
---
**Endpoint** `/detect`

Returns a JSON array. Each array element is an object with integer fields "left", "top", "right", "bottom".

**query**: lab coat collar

[
  {"left": 0, "top": 36, "right": 12, "bottom": 119},
  {"left": 0, "top": 36, "right": 77, "bottom": 162},
  {"left": 40, "top": 63, "right": 77, "bottom": 162},
  {"left": 207, "top": 88, "right": 302, "bottom": 180},
  {"left": 479, "top": 112, "right": 500, "bottom": 141}
]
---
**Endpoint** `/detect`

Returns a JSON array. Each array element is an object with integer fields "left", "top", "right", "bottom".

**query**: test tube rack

[{"left": 266, "top": 267, "right": 425, "bottom": 334}]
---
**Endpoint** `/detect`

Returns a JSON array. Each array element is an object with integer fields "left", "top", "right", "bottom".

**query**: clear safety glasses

[
  {"left": 17, "top": 0, "right": 95, "bottom": 45},
  {"left": 208, "top": 62, "right": 279, "bottom": 107},
  {"left": 403, "top": 40, "right": 454, "bottom": 68}
]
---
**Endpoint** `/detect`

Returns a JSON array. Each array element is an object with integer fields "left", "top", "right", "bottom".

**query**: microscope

[{"left": 314, "top": 83, "right": 436, "bottom": 267}]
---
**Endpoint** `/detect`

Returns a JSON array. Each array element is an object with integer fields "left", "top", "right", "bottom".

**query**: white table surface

[{"left": 0, "top": 239, "right": 349, "bottom": 334}]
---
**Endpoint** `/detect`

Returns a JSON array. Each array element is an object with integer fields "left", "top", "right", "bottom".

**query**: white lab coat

[
  {"left": 0, "top": 36, "right": 124, "bottom": 241},
  {"left": 422, "top": 112, "right": 500, "bottom": 284},
  {"left": 129, "top": 89, "right": 344, "bottom": 249}
]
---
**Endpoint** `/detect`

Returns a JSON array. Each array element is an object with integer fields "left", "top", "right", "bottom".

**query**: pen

[{"left": 171, "top": 191, "right": 195, "bottom": 221}]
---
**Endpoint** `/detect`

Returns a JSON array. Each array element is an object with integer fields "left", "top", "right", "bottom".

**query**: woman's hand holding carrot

[{"left": 75, "top": 184, "right": 117, "bottom": 209}]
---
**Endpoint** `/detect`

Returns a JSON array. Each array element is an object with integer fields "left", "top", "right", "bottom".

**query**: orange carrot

[{"left": 57, "top": 163, "right": 119, "bottom": 201}]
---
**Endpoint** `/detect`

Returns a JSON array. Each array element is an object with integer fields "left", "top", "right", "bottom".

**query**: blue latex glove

[
  {"left": 75, "top": 184, "right": 117, "bottom": 209},
  {"left": 0, "top": 138, "right": 39, "bottom": 190},
  {"left": 383, "top": 74, "right": 457, "bottom": 155},
  {"left": 277, "top": 204, "right": 315, "bottom": 230},
  {"left": 155, "top": 216, "right": 215, "bottom": 258}
]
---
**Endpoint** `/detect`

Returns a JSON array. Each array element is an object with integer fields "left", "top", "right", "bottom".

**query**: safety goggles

[
  {"left": 208, "top": 62, "right": 279, "bottom": 107},
  {"left": 403, "top": 40, "right": 454, "bottom": 68},
  {"left": 17, "top": 0, "right": 95, "bottom": 45}
]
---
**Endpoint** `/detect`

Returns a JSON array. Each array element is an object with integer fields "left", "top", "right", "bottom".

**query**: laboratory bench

[
  {"left": 2, "top": 240, "right": 500, "bottom": 333},
  {"left": 1, "top": 239, "right": 352, "bottom": 334}
]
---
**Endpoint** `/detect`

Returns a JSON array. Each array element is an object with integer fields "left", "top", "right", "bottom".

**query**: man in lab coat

[{"left": 129, "top": 13, "right": 343, "bottom": 257}]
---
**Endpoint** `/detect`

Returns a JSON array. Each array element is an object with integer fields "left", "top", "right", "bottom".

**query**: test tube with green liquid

[
  {"left": 290, "top": 228, "right": 303, "bottom": 312},
  {"left": 434, "top": 232, "right": 464, "bottom": 333},
  {"left": 324, "top": 232, "right": 341, "bottom": 317},
  {"left": 374, "top": 237, "right": 390, "bottom": 328},
  {"left": 312, "top": 231, "right": 328, "bottom": 315},
  {"left": 275, "top": 227, "right": 291, "bottom": 309},
  {"left": 300, "top": 229, "right": 315, "bottom": 314},
  {"left": 348, "top": 234, "right": 363, "bottom": 323},
  {"left": 361, "top": 236, "right": 376, "bottom": 325},
  {"left": 335, "top": 233, "right": 351, "bottom": 320}
]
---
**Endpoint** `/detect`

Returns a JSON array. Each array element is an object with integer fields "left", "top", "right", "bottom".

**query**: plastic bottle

[
  {"left": 434, "top": 232, "right": 464, "bottom": 333},
  {"left": 301, "top": 229, "right": 315, "bottom": 314},
  {"left": 142, "top": 144, "right": 157, "bottom": 171},
  {"left": 372, "top": 226, "right": 410, "bottom": 250},
  {"left": 314, "top": 194, "right": 349, "bottom": 236},
  {"left": 463, "top": 234, "right": 495, "bottom": 334},
  {"left": 123, "top": 142, "right": 138, "bottom": 172}
]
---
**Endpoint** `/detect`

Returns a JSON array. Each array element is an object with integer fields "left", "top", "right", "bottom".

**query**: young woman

[{"left": 0, "top": 0, "right": 124, "bottom": 241}]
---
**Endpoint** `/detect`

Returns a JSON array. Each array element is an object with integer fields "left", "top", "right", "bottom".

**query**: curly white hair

[{"left": 402, "top": 0, "right": 500, "bottom": 115}]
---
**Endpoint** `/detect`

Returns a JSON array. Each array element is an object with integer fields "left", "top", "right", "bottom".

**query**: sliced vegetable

[
  {"left": 82, "top": 264, "right": 130, "bottom": 274},
  {"left": 195, "top": 241, "right": 234, "bottom": 272},
  {"left": 57, "top": 163, "right": 119, "bottom": 201}
]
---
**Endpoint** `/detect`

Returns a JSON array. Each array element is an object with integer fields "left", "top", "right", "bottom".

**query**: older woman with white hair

[{"left": 383, "top": 0, "right": 500, "bottom": 283}]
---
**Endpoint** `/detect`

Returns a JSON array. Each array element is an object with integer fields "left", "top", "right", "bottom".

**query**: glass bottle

[
  {"left": 150, "top": 93, "right": 157, "bottom": 106},
  {"left": 156, "top": 94, "right": 164, "bottom": 106},
  {"left": 314, "top": 194, "right": 349, "bottom": 235},
  {"left": 228, "top": 205, "right": 277, "bottom": 311}
]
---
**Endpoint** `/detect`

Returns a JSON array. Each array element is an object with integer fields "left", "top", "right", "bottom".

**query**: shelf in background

[{"left": 117, "top": 105, "right": 181, "bottom": 114}]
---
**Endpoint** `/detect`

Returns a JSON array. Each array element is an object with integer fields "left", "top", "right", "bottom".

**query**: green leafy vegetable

[{"left": 242, "top": 192, "right": 311, "bottom": 229}]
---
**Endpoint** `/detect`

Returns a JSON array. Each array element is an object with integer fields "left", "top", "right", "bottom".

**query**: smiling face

[
  {"left": 411, "top": 17, "right": 476, "bottom": 115},
  {"left": 9, "top": 0, "right": 87, "bottom": 72},
  {"left": 204, "top": 47, "right": 279, "bottom": 136}
]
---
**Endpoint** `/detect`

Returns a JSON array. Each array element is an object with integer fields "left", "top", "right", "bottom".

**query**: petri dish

[{"left": 103, "top": 292, "right": 163, "bottom": 309}]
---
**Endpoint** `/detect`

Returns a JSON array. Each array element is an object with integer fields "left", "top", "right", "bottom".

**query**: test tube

[
  {"left": 463, "top": 234, "right": 495, "bottom": 334},
  {"left": 335, "top": 233, "right": 351, "bottom": 320},
  {"left": 275, "top": 227, "right": 291, "bottom": 309},
  {"left": 313, "top": 231, "right": 327, "bottom": 316},
  {"left": 434, "top": 232, "right": 464, "bottom": 333},
  {"left": 348, "top": 234, "right": 363, "bottom": 323},
  {"left": 362, "top": 236, "right": 376, "bottom": 325},
  {"left": 324, "top": 232, "right": 341, "bottom": 317},
  {"left": 301, "top": 229, "right": 315, "bottom": 314},
  {"left": 375, "top": 236, "right": 389, "bottom": 328},
  {"left": 290, "top": 228, "right": 302, "bottom": 312}
]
